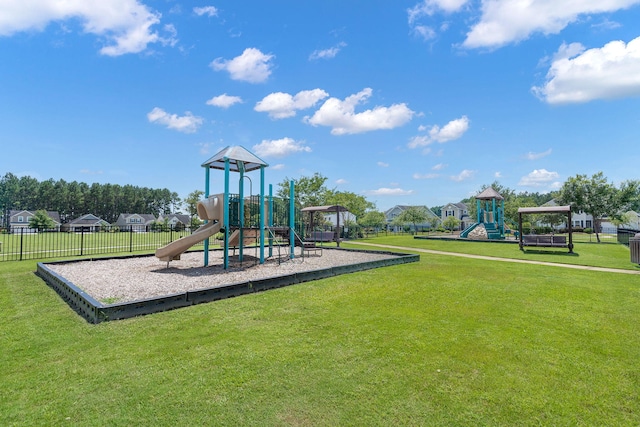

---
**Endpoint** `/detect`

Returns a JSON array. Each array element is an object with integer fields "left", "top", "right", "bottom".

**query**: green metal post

[
  {"left": 238, "top": 161, "right": 244, "bottom": 263},
  {"left": 223, "top": 158, "right": 230, "bottom": 270},
  {"left": 268, "top": 184, "right": 273, "bottom": 258},
  {"left": 204, "top": 166, "right": 210, "bottom": 266},
  {"left": 492, "top": 198, "right": 496, "bottom": 225},
  {"left": 476, "top": 199, "right": 481, "bottom": 223},
  {"left": 259, "top": 165, "right": 265, "bottom": 264}
]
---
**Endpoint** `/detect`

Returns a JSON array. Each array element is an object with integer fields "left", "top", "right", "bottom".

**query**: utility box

[{"left": 630, "top": 233, "right": 640, "bottom": 265}]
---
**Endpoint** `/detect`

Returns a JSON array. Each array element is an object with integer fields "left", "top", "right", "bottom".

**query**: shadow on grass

[{"left": 521, "top": 249, "right": 580, "bottom": 257}]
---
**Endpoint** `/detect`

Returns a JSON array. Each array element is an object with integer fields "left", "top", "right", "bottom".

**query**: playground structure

[
  {"left": 155, "top": 145, "right": 311, "bottom": 269},
  {"left": 459, "top": 187, "right": 506, "bottom": 240}
]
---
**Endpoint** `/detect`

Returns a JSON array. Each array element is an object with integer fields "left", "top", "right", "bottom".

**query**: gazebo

[
  {"left": 300, "top": 205, "right": 349, "bottom": 247},
  {"left": 517, "top": 205, "right": 573, "bottom": 253}
]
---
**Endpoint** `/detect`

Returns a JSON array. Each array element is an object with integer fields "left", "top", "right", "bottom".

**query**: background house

[
  {"left": 542, "top": 199, "right": 594, "bottom": 230},
  {"left": 323, "top": 211, "right": 356, "bottom": 227},
  {"left": 157, "top": 214, "right": 192, "bottom": 230},
  {"left": 114, "top": 213, "right": 156, "bottom": 232},
  {"left": 441, "top": 202, "right": 470, "bottom": 230},
  {"left": 8, "top": 210, "right": 61, "bottom": 233},
  {"left": 384, "top": 205, "right": 439, "bottom": 232},
  {"left": 62, "top": 214, "right": 108, "bottom": 232}
]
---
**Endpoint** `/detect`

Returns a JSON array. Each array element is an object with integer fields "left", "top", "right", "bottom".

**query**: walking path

[{"left": 347, "top": 241, "right": 640, "bottom": 276}]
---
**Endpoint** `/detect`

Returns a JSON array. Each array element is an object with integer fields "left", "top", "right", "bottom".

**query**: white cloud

[
  {"left": 463, "top": 0, "right": 640, "bottom": 49},
  {"left": 432, "top": 163, "right": 447, "bottom": 170},
  {"left": 147, "top": 107, "right": 203, "bottom": 133},
  {"left": 0, "top": 0, "right": 165, "bottom": 56},
  {"left": 518, "top": 169, "right": 560, "bottom": 186},
  {"left": 309, "top": 42, "right": 346, "bottom": 60},
  {"left": 271, "top": 163, "right": 285, "bottom": 170},
  {"left": 252, "top": 137, "right": 311, "bottom": 158},
  {"left": 206, "top": 94, "right": 243, "bottom": 108},
  {"left": 198, "top": 142, "right": 213, "bottom": 155},
  {"left": 408, "top": 0, "right": 468, "bottom": 24},
  {"left": 494, "top": 171, "right": 502, "bottom": 178},
  {"left": 525, "top": 148, "right": 552, "bottom": 160},
  {"left": 365, "top": 187, "right": 414, "bottom": 196},
  {"left": 304, "top": 88, "right": 414, "bottom": 135},
  {"left": 413, "top": 173, "right": 439, "bottom": 179},
  {"left": 193, "top": 6, "right": 218, "bottom": 17},
  {"left": 450, "top": 169, "right": 475, "bottom": 182},
  {"left": 336, "top": 178, "right": 348, "bottom": 185},
  {"left": 408, "top": 116, "right": 469, "bottom": 148},
  {"left": 211, "top": 48, "right": 274, "bottom": 83},
  {"left": 532, "top": 37, "right": 640, "bottom": 104},
  {"left": 411, "top": 25, "right": 437, "bottom": 41},
  {"left": 377, "top": 161, "right": 389, "bottom": 167},
  {"left": 255, "top": 89, "right": 329, "bottom": 119}
]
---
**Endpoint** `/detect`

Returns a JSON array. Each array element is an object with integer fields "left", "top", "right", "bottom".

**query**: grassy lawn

[
  {"left": 356, "top": 234, "right": 639, "bottom": 271},
  {"left": 2, "top": 238, "right": 640, "bottom": 425}
]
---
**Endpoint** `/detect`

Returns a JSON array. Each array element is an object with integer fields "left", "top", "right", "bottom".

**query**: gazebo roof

[
  {"left": 476, "top": 187, "right": 504, "bottom": 200},
  {"left": 301, "top": 205, "right": 349, "bottom": 213},
  {"left": 517, "top": 205, "right": 571, "bottom": 214},
  {"left": 201, "top": 145, "right": 268, "bottom": 172}
]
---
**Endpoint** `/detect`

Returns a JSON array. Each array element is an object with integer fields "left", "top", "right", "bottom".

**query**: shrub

[{"left": 584, "top": 227, "right": 593, "bottom": 234}]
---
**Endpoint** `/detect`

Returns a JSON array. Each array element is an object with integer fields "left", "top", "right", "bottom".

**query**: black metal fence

[
  {"left": 0, "top": 225, "right": 221, "bottom": 262},
  {"left": 617, "top": 228, "right": 640, "bottom": 246}
]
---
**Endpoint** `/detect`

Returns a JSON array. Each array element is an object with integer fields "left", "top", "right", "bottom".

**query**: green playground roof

[{"left": 201, "top": 145, "right": 268, "bottom": 172}]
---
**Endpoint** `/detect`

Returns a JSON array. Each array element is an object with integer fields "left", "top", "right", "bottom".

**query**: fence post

[
  {"left": 130, "top": 226, "right": 133, "bottom": 252},
  {"left": 80, "top": 227, "right": 84, "bottom": 256},
  {"left": 19, "top": 227, "right": 24, "bottom": 261}
]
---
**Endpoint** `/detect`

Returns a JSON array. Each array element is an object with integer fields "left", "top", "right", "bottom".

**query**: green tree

[
  {"left": 28, "top": 210, "right": 55, "bottom": 231},
  {"left": 277, "top": 173, "right": 329, "bottom": 207},
  {"left": 430, "top": 205, "right": 443, "bottom": 217},
  {"left": 394, "top": 206, "right": 431, "bottom": 233},
  {"left": 325, "top": 190, "right": 374, "bottom": 223},
  {"left": 359, "top": 210, "right": 387, "bottom": 229},
  {"left": 184, "top": 190, "right": 204, "bottom": 217},
  {"left": 442, "top": 215, "right": 460, "bottom": 233},
  {"left": 557, "top": 172, "right": 639, "bottom": 243}
]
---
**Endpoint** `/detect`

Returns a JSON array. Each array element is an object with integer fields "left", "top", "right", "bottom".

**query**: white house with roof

[
  {"left": 62, "top": 214, "right": 108, "bottom": 232},
  {"left": 384, "top": 205, "right": 440, "bottom": 231},
  {"left": 157, "top": 214, "right": 192, "bottom": 229},
  {"left": 441, "top": 202, "right": 470, "bottom": 230},
  {"left": 8, "top": 210, "right": 61, "bottom": 233},
  {"left": 114, "top": 213, "right": 157, "bottom": 232}
]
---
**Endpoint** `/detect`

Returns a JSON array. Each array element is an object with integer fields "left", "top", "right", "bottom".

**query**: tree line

[{"left": 1, "top": 173, "right": 180, "bottom": 225}]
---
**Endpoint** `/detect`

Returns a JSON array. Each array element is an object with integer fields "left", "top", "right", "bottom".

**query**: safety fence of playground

[{"left": 0, "top": 225, "right": 219, "bottom": 262}]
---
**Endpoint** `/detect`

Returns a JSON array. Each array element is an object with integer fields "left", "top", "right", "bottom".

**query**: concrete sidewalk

[{"left": 347, "top": 241, "right": 640, "bottom": 276}]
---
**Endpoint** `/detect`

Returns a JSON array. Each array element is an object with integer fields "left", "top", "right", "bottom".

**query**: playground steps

[
  {"left": 223, "top": 228, "right": 260, "bottom": 247},
  {"left": 484, "top": 223, "right": 503, "bottom": 240}
]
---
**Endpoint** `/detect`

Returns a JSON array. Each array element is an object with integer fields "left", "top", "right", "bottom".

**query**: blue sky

[{"left": 1, "top": 0, "right": 639, "bottom": 212}]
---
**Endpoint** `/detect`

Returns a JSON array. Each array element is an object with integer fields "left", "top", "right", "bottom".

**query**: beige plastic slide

[{"left": 155, "top": 194, "right": 223, "bottom": 263}]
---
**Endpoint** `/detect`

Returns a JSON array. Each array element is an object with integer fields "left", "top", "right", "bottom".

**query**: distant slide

[{"left": 155, "top": 221, "right": 221, "bottom": 262}]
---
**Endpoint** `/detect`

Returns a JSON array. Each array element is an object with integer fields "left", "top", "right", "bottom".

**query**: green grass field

[{"left": 1, "top": 237, "right": 639, "bottom": 425}]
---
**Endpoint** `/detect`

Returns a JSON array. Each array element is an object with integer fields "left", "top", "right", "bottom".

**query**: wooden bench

[
  {"left": 521, "top": 234, "right": 567, "bottom": 248},
  {"left": 309, "top": 231, "right": 335, "bottom": 242}
]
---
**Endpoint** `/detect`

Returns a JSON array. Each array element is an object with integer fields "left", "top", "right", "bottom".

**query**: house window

[
  {"left": 586, "top": 220, "right": 592, "bottom": 228},
  {"left": 18, "top": 216, "right": 24, "bottom": 222}
]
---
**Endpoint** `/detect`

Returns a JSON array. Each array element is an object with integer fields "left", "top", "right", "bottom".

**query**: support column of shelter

[{"left": 289, "top": 180, "right": 295, "bottom": 259}]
